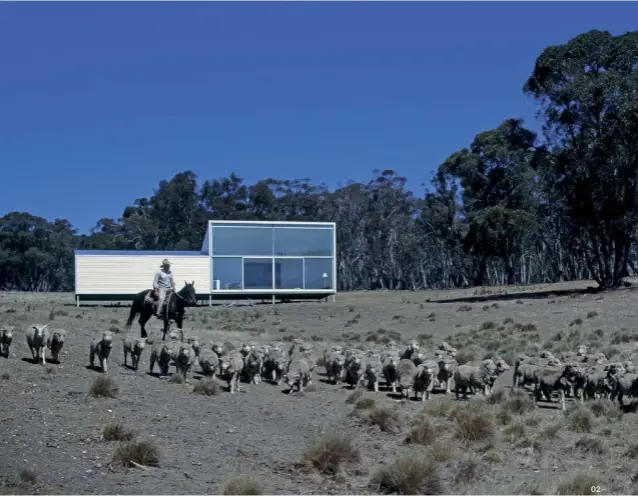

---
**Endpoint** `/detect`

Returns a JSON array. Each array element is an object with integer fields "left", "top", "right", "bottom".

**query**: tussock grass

[
  {"left": 452, "top": 404, "right": 495, "bottom": 443},
  {"left": 301, "top": 429, "right": 360, "bottom": 475},
  {"left": 574, "top": 435, "right": 607, "bottom": 455},
  {"left": 89, "top": 376, "right": 119, "bottom": 398},
  {"left": 588, "top": 398, "right": 622, "bottom": 421},
  {"left": 192, "top": 378, "right": 218, "bottom": 396},
  {"left": 371, "top": 452, "right": 447, "bottom": 495},
  {"left": 354, "top": 397, "right": 375, "bottom": 410},
  {"left": 366, "top": 406, "right": 403, "bottom": 433},
  {"left": 221, "top": 474, "right": 264, "bottom": 495},
  {"left": 112, "top": 440, "right": 160, "bottom": 468},
  {"left": 102, "top": 422, "right": 136, "bottom": 442},
  {"left": 345, "top": 390, "right": 363, "bottom": 404},
  {"left": 500, "top": 390, "right": 536, "bottom": 415},
  {"left": 405, "top": 417, "right": 436, "bottom": 445},
  {"left": 565, "top": 405, "right": 594, "bottom": 433},
  {"left": 421, "top": 396, "right": 455, "bottom": 418},
  {"left": 452, "top": 453, "right": 482, "bottom": 488},
  {"left": 555, "top": 471, "right": 603, "bottom": 495}
]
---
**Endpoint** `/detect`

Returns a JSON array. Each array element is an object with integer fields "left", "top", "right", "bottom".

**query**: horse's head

[{"left": 179, "top": 281, "right": 198, "bottom": 306}]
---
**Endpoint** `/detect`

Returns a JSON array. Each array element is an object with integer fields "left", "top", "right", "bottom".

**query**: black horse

[{"left": 125, "top": 281, "right": 198, "bottom": 341}]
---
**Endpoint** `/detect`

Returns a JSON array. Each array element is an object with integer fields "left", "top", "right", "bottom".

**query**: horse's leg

[
  {"left": 138, "top": 311, "right": 151, "bottom": 339},
  {"left": 162, "top": 315, "right": 169, "bottom": 341}
]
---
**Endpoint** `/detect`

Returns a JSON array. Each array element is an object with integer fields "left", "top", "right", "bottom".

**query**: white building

[{"left": 74, "top": 220, "right": 337, "bottom": 306}]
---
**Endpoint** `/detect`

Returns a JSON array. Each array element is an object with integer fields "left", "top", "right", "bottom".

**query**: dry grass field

[{"left": 2, "top": 280, "right": 638, "bottom": 495}]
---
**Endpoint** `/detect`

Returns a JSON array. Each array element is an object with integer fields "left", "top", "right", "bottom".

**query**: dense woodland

[{"left": 3, "top": 30, "right": 638, "bottom": 293}]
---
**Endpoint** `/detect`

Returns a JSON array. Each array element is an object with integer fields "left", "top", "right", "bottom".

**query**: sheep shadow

[
  {"left": 85, "top": 364, "right": 107, "bottom": 373},
  {"left": 21, "top": 357, "right": 41, "bottom": 365},
  {"left": 45, "top": 358, "right": 60, "bottom": 365}
]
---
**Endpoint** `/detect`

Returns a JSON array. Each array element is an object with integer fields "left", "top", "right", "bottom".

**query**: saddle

[{"left": 144, "top": 289, "right": 173, "bottom": 315}]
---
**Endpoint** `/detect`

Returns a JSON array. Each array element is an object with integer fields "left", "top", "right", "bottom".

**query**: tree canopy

[{"left": 3, "top": 30, "right": 638, "bottom": 292}]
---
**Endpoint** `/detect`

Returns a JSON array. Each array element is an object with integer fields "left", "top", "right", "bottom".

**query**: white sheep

[
  {"left": 219, "top": 351, "right": 244, "bottom": 394},
  {"left": 89, "top": 331, "right": 114, "bottom": 373},
  {"left": 325, "top": 352, "right": 346, "bottom": 385},
  {"left": 198, "top": 348, "right": 220, "bottom": 377},
  {"left": 382, "top": 354, "right": 400, "bottom": 393},
  {"left": 47, "top": 328, "right": 67, "bottom": 363},
  {"left": 397, "top": 358, "right": 417, "bottom": 399},
  {"left": 26, "top": 324, "right": 49, "bottom": 365},
  {"left": 172, "top": 343, "right": 196, "bottom": 382},
  {"left": 0, "top": 325, "right": 15, "bottom": 358},
  {"left": 243, "top": 347, "right": 264, "bottom": 384},
  {"left": 413, "top": 363, "right": 436, "bottom": 402},
  {"left": 284, "top": 356, "right": 311, "bottom": 394},
  {"left": 122, "top": 336, "right": 146, "bottom": 371},
  {"left": 263, "top": 348, "right": 288, "bottom": 385},
  {"left": 149, "top": 341, "right": 173, "bottom": 376}
]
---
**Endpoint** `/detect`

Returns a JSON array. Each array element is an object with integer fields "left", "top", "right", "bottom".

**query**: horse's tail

[{"left": 125, "top": 299, "right": 139, "bottom": 329}]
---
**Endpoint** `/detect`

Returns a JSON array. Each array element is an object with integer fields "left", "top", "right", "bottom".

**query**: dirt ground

[{"left": 2, "top": 280, "right": 638, "bottom": 495}]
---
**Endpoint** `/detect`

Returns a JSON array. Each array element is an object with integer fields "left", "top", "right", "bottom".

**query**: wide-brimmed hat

[{"left": 160, "top": 259, "right": 171, "bottom": 267}]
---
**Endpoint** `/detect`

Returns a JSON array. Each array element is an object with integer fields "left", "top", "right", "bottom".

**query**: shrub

[
  {"left": 555, "top": 471, "right": 602, "bottom": 495},
  {"left": 345, "top": 390, "right": 363, "bottom": 404},
  {"left": 102, "top": 422, "right": 136, "bottom": 442},
  {"left": 112, "top": 440, "right": 160, "bottom": 468},
  {"left": 192, "top": 378, "right": 218, "bottom": 396},
  {"left": 354, "top": 397, "right": 375, "bottom": 410},
  {"left": 371, "top": 452, "right": 447, "bottom": 495},
  {"left": 221, "top": 474, "right": 264, "bottom": 495},
  {"left": 89, "top": 376, "right": 119, "bottom": 398},
  {"left": 565, "top": 406, "right": 594, "bottom": 433},
  {"left": 405, "top": 418, "right": 436, "bottom": 445},
  {"left": 366, "top": 406, "right": 403, "bottom": 434},
  {"left": 301, "top": 429, "right": 360, "bottom": 475},
  {"left": 453, "top": 406, "right": 495, "bottom": 443}
]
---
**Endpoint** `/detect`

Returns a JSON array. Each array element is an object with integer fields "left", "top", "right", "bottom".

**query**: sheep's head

[
  {"left": 408, "top": 341, "right": 419, "bottom": 351},
  {"left": 212, "top": 343, "right": 223, "bottom": 355},
  {"left": 576, "top": 345, "right": 588, "bottom": 356},
  {"left": 101, "top": 332, "right": 114, "bottom": 348},
  {"left": 2, "top": 326, "right": 14, "bottom": 340},
  {"left": 34, "top": 324, "right": 48, "bottom": 338},
  {"left": 134, "top": 337, "right": 146, "bottom": 352},
  {"left": 495, "top": 359, "right": 510, "bottom": 373}
]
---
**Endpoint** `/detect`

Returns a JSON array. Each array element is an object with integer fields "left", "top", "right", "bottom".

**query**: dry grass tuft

[
  {"left": 1, "top": 373, "right": 10, "bottom": 381},
  {"left": 354, "top": 397, "right": 376, "bottom": 410},
  {"left": 502, "top": 422, "right": 527, "bottom": 443},
  {"left": 168, "top": 374, "right": 185, "bottom": 384},
  {"left": 574, "top": 435, "right": 607, "bottom": 455},
  {"left": 536, "top": 421, "right": 562, "bottom": 441},
  {"left": 452, "top": 405, "right": 495, "bottom": 443},
  {"left": 102, "top": 422, "right": 136, "bottom": 442},
  {"left": 192, "top": 378, "right": 218, "bottom": 396},
  {"left": 452, "top": 453, "right": 482, "bottom": 488},
  {"left": 112, "top": 439, "right": 160, "bottom": 468},
  {"left": 555, "top": 471, "right": 603, "bottom": 495},
  {"left": 345, "top": 390, "right": 363, "bottom": 404},
  {"left": 16, "top": 469, "right": 37, "bottom": 485},
  {"left": 221, "top": 474, "right": 264, "bottom": 495},
  {"left": 587, "top": 398, "right": 622, "bottom": 421},
  {"left": 405, "top": 417, "right": 436, "bottom": 445},
  {"left": 371, "top": 452, "right": 448, "bottom": 495},
  {"left": 565, "top": 405, "right": 594, "bottom": 433},
  {"left": 500, "top": 390, "right": 536, "bottom": 415},
  {"left": 366, "top": 406, "right": 403, "bottom": 433},
  {"left": 301, "top": 429, "right": 360, "bottom": 475},
  {"left": 89, "top": 376, "right": 119, "bottom": 398},
  {"left": 421, "top": 396, "right": 455, "bottom": 418}
]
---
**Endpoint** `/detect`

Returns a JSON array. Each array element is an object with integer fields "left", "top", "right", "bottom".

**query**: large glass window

[
  {"left": 243, "top": 258, "right": 273, "bottom": 289},
  {"left": 212, "top": 257, "right": 242, "bottom": 290},
  {"left": 212, "top": 226, "right": 273, "bottom": 256},
  {"left": 275, "top": 258, "right": 304, "bottom": 289},
  {"left": 273, "top": 227, "right": 334, "bottom": 257},
  {"left": 304, "top": 258, "right": 333, "bottom": 290}
]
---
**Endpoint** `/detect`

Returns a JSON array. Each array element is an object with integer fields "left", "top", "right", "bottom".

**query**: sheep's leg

[
  {"left": 41, "top": 346, "right": 46, "bottom": 365},
  {"left": 373, "top": 381, "right": 379, "bottom": 393},
  {"left": 271, "top": 369, "right": 277, "bottom": 382},
  {"left": 90, "top": 350, "right": 95, "bottom": 369},
  {"left": 101, "top": 357, "right": 108, "bottom": 373},
  {"left": 391, "top": 382, "right": 397, "bottom": 394},
  {"left": 560, "top": 390, "right": 566, "bottom": 411}
]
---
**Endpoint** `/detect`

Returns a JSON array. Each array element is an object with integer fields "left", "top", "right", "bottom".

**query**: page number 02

[{"left": 591, "top": 486, "right": 601, "bottom": 493}]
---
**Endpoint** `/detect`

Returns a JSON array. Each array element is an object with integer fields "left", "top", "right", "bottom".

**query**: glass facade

[{"left": 209, "top": 222, "right": 335, "bottom": 291}]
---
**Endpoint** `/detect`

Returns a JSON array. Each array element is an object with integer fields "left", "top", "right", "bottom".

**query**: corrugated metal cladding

[{"left": 75, "top": 255, "right": 210, "bottom": 294}]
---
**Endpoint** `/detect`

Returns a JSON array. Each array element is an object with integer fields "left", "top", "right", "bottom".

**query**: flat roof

[{"left": 75, "top": 250, "right": 203, "bottom": 256}]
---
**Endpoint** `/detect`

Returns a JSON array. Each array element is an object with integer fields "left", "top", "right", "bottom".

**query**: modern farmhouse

[{"left": 74, "top": 220, "right": 337, "bottom": 306}]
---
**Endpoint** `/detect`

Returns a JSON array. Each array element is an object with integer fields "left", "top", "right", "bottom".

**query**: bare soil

[{"left": 1, "top": 280, "right": 638, "bottom": 494}]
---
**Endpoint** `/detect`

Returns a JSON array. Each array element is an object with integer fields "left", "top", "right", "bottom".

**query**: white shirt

[{"left": 153, "top": 269, "right": 174, "bottom": 290}]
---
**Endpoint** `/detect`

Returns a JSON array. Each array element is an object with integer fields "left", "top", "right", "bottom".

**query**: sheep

[
  {"left": 397, "top": 358, "right": 418, "bottom": 399},
  {"left": 364, "top": 351, "right": 382, "bottom": 393},
  {"left": 46, "top": 328, "right": 67, "bottom": 363},
  {"left": 513, "top": 361, "right": 539, "bottom": 389},
  {"left": 411, "top": 351, "right": 427, "bottom": 367},
  {"left": 413, "top": 363, "right": 436, "bottom": 402},
  {"left": 122, "top": 336, "right": 146, "bottom": 371},
  {"left": 539, "top": 350, "right": 555, "bottom": 359},
  {"left": 243, "top": 347, "right": 264, "bottom": 384},
  {"left": 576, "top": 344, "right": 589, "bottom": 356},
  {"left": 198, "top": 348, "right": 220, "bottom": 377},
  {"left": 323, "top": 345, "right": 344, "bottom": 366},
  {"left": 0, "top": 325, "right": 15, "bottom": 358},
  {"left": 325, "top": 352, "right": 346, "bottom": 385},
  {"left": 290, "top": 342, "right": 316, "bottom": 373},
  {"left": 436, "top": 357, "right": 457, "bottom": 394},
  {"left": 400, "top": 341, "right": 420, "bottom": 361},
  {"left": 610, "top": 372, "right": 638, "bottom": 407},
  {"left": 149, "top": 341, "right": 174, "bottom": 376},
  {"left": 574, "top": 366, "right": 614, "bottom": 401},
  {"left": 284, "top": 356, "right": 311, "bottom": 394},
  {"left": 454, "top": 360, "right": 498, "bottom": 400},
  {"left": 210, "top": 342, "right": 225, "bottom": 358},
  {"left": 533, "top": 363, "right": 580, "bottom": 411},
  {"left": 89, "top": 331, "right": 114, "bottom": 373},
  {"left": 437, "top": 341, "right": 457, "bottom": 358},
  {"left": 624, "top": 360, "right": 636, "bottom": 374},
  {"left": 26, "top": 324, "right": 49, "bottom": 365},
  {"left": 172, "top": 343, "right": 196, "bottom": 382},
  {"left": 239, "top": 343, "right": 253, "bottom": 358},
  {"left": 382, "top": 354, "right": 400, "bottom": 393},
  {"left": 263, "top": 348, "right": 288, "bottom": 385},
  {"left": 344, "top": 353, "right": 365, "bottom": 388},
  {"left": 219, "top": 351, "right": 244, "bottom": 394},
  {"left": 185, "top": 336, "right": 201, "bottom": 358}
]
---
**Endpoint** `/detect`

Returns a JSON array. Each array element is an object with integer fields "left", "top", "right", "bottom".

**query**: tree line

[{"left": 2, "top": 30, "right": 638, "bottom": 293}]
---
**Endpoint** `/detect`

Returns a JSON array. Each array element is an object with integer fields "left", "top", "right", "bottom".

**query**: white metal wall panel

[{"left": 75, "top": 255, "right": 210, "bottom": 294}]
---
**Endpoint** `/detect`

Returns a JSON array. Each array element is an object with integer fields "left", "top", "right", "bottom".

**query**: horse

[{"left": 125, "top": 281, "right": 198, "bottom": 341}]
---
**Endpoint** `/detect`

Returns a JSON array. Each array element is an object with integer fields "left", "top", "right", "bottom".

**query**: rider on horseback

[{"left": 153, "top": 259, "right": 176, "bottom": 318}]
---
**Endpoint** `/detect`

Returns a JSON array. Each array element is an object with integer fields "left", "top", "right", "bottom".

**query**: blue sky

[{"left": 2, "top": 2, "right": 637, "bottom": 234}]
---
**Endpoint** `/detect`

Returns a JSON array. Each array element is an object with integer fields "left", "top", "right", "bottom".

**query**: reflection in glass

[
  {"left": 243, "top": 258, "right": 273, "bottom": 289},
  {"left": 275, "top": 258, "right": 304, "bottom": 289},
  {"left": 304, "top": 258, "right": 333, "bottom": 289},
  {"left": 212, "top": 227, "right": 273, "bottom": 256},
  {"left": 212, "top": 257, "right": 243, "bottom": 290},
  {"left": 273, "top": 227, "right": 333, "bottom": 257}
]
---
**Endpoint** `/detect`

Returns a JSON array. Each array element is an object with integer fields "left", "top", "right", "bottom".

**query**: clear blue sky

[{"left": 2, "top": 2, "right": 637, "bottom": 234}]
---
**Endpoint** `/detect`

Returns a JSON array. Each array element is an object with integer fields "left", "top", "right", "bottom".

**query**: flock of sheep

[{"left": 1, "top": 323, "right": 637, "bottom": 412}]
